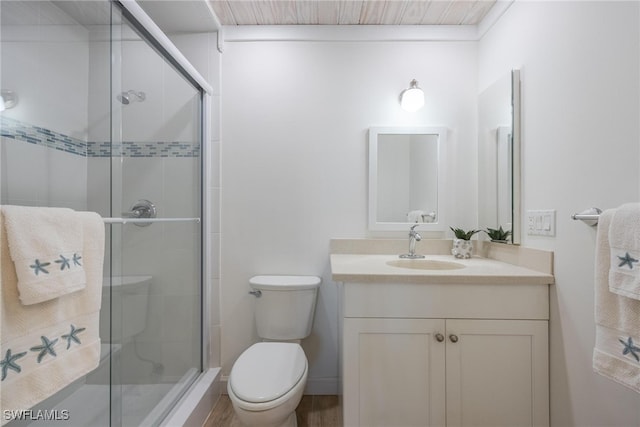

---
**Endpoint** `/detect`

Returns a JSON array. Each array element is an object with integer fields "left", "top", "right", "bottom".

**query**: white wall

[
  {"left": 479, "top": 1, "right": 640, "bottom": 425},
  {"left": 221, "top": 40, "right": 478, "bottom": 391}
]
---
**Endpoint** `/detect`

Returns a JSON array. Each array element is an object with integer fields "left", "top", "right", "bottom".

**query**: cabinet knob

[
  {"left": 449, "top": 334, "right": 459, "bottom": 343},
  {"left": 435, "top": 333, "right": 444, "bottom": 342}
]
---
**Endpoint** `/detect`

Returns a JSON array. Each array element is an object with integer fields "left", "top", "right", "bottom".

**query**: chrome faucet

[{"left": 400, "top": 224, "right": 426, "bottom": 259}]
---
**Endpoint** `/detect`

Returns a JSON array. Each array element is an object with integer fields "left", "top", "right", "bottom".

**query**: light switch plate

[{"left": 527, "top": 210, "right": 556, "bottom": 236}]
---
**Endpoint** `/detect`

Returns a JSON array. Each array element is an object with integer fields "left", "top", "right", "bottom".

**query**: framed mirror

[
  {"left": 478, "top": 69, "right": 521, "bottom": 244},
  {"left": 368, "top": 126, "right": 447, "bottom": 231}
]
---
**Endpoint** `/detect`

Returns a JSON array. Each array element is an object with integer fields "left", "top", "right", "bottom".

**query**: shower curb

[{"left": 161, "top": 368, "right": 221, "bottom": 427}]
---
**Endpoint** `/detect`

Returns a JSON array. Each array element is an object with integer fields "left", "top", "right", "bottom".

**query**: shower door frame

[{"left": 110, "top": 0, "right": 213, "bottom": 424}]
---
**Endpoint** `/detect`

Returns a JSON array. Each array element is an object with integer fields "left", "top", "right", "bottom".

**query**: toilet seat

[{"left": 229, "top": 342, "right": 307, "bottom": 405}]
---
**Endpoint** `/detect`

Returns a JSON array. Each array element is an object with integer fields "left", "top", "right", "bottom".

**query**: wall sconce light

[
  {"left": 400, "top": 79, "right": 424, "bottom": 112},
  {"left": 0, "top": 90, "right": 18, "bottom": 112}
]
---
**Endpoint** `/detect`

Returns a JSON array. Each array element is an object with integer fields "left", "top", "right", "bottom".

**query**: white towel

[
  {"left": 1, "top": 206, "right": 87, "bottom": 305},
  {"left": 0, "top": 210, "right": 104, "bottom": 420},
  {"left": 608, "top": 203, "right": 640, "bottom": 300},
  {"left": 593, "top": 208, "right": 640, "bottom": 393}
]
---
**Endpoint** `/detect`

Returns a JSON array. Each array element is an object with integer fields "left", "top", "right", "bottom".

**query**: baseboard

[{"left": 304, "top": 377, "right": 339, "bottom": 395}]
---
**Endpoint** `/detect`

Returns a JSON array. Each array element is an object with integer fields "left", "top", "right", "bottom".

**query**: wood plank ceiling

[{"left": 209, "top": 0, "right": 497, "bottom": 25}]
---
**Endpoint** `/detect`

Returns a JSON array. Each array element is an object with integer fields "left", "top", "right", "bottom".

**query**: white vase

[{"left": 451, "top": 239, "right": 473, "bottom": 259}]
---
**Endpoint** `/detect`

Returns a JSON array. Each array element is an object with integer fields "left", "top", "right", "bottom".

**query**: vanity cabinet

[{"left": 340, "top": 281, "right": 550, "bottom": 427}]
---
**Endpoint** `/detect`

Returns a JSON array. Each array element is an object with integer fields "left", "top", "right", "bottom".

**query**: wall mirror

[
  {"left": 477, "top": 69, "right": 521, "bottom": 244},
  {"left": 368, "top": 126, "right": 447, "bottom": 231}
]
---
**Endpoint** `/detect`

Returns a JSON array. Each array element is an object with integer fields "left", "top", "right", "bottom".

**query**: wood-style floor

[{"left": 203, "top": 395, "right": 342, "bottom": 427}]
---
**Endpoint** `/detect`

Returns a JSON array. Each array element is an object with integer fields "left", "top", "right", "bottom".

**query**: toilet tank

[{"left": 250, "top": 275, "right": 321, "bottom": 340}]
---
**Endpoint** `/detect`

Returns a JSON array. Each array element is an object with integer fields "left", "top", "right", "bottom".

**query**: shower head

[{"left": 116, "top": 90, "right": 146, "bottom": 105}]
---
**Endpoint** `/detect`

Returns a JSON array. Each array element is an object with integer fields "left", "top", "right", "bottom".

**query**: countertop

[{"left": 330, "top": 253, "right": 555, "bottom": 285}]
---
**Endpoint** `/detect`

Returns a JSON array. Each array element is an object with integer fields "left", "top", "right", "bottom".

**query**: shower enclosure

[{"left": 1, "top": 1, "right": 206, "bottom": 425}]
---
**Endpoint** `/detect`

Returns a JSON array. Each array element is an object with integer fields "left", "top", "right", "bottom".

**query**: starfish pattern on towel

[
  {"left": 30, "top": 259, "right": 50, "bottom": 275},
  {"left": 30, "top": 336, "right": 58, "bottom": 363},
  {"left": 72, "top": 253, "right": 82, "bottom": 266},
  {"left": 0, "top": 349, "right": 27, "bottom": 381},
  {"left": 617, "top": 252, "right": 639, "bottom": 269},
  {"left": 61, "top": 324, "right": 86, "bottom": 349},
  {"left": 619, "top": 337, "right": 640, "bottom": 362},
  {"left": 55, "top": 254, "right": 71, "bottom": 270}
]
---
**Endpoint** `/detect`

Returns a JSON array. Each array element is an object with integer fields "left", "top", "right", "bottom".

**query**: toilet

[{"left": 227, "top": 275, "right": 322, "bottom": 427}]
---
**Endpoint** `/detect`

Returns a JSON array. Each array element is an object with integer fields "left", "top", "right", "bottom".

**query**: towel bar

[
  {"left": 103, "top": 217, "right": 200, "bottom": 225},
  {"left": 571, "top": 207, "right": 602, "bottom": 226}
]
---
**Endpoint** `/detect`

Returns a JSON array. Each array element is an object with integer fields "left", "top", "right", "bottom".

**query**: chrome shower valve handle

[{"left": 123, "top": 200, "right": 157, "bottom": 227}]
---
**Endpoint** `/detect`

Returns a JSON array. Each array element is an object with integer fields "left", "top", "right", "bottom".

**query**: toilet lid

[{"left": 230, "top": 342, "right": 307, "bottom": 404}]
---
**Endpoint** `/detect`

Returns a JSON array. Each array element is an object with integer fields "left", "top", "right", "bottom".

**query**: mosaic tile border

[
  {"left": 1, "top": 116, "right": 200, "bottom": 158},
  {"left": 0, "top": 115, "right": 86, "bottom": 156},
  {"left": 87, "top": 141, "right": 200, "bottom": 158}
]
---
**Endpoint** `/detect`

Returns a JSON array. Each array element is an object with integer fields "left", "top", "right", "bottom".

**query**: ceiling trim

[
  {"left": 476, "top": 0, "right": 513, "bottom": 38},
  {"left": 219, "top": 1, "right": 512, "bottom": 43},
  {"left": 203, "top": 0, "right": 225, "bottom": 52},
  {"left": 223, "top": 24, "right": 478, "bottom": 42}
]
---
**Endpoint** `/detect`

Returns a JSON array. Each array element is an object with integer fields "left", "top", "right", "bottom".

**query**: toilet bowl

[
  {"left": 227, "top": 275, "right": 321, "bottom": 427},
  {"left": 228, "top": 342, "right": 307, "bottom": 427}
]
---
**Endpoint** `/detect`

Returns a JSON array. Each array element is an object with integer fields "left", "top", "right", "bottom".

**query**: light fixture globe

[
  {"left": 0, "top": 90, "right": 18, "bottom": 111},
  {"left": 400, "top": 79, "right": 424, "bottom": 112}
]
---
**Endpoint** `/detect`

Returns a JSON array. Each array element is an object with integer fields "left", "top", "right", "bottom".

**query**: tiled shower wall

[{"left": 0, "top": 1, "right": 89, "bottom": 209}]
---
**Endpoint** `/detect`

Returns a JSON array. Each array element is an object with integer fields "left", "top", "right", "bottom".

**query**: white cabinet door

[
  {"left": 343, "top": 318, "right": 446, "bottom": 427},
  {"left": 445, "top": 319, "right": 549, "bottom": 427}
]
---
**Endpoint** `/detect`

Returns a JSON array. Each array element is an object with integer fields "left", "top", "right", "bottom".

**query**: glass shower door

[
  {"left": 109, "top": 5, "right": 202, "bottom": 426},
  {"left": 0, "top": 2, "right": 202, "bottom": 425},
  {"left": 1, "top": 1, "right": 113, "bottom": 425}
]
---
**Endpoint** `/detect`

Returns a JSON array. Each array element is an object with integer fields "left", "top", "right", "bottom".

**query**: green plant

[
  {"left": 449, "top": 227, "right": 480, "bottom": 240},
  {"left": 484, "top": 226, "right": 512, "bottom": 242}
]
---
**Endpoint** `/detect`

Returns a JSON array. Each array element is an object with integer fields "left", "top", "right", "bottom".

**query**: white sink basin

[{"left": 386, "top": 259, "right": 466, "bottom": 270}]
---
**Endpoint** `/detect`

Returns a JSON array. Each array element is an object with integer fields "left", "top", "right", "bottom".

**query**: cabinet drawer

[{"left": 343, "top": 282, "right": 549, "bottom": 319}]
